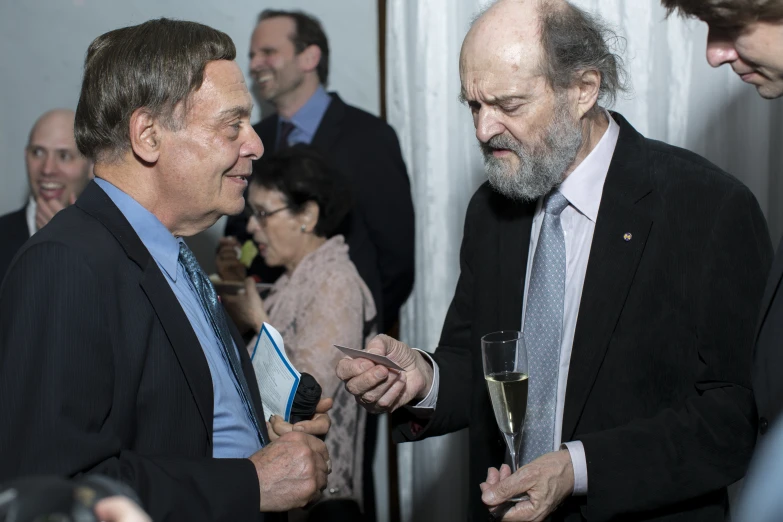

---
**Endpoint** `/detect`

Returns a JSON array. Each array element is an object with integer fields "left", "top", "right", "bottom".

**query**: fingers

[
  {"left": 346, "top": 364, "right": 400, "bottom": 402},
  {"left": 483, "top": 468, "right": 535, "bottom": 508},
  {"left": 302, "top": 432, "right": 330, "bottom": 468},
  {"left": 314, "top": 397, "right": 333, "bottom": 414},
  {"left": 94, "top": 496, "right": 151, "bottom": 522},
  {"left": 365, "top": 335, "right": 390, "bottom": 355},
  {"left": 265, "top": 421, "right": 280, "bottom": 442},
  {"left": 375, "top": 370, "right": 407, "bottom": 409},
  {"left": 269, "top": 415, "right": 294, "bottom": 438},
  {"left": 499, "top": 463, "right": 512, "bottom": 480},
  {"left": 336, "top": 356, "right": 372, "bottom": 381},
  {"left": 293, "top": 412, "right": 331, "bottom": 436}
]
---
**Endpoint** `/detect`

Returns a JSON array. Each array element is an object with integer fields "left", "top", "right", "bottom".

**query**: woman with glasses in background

[{"left": 215, "top": 144, "right": 376, "bottom": 522}]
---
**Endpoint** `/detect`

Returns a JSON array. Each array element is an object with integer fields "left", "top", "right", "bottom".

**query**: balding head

[
  {"left": 25, "top": 108, "right": 92, "bottom": 210},
  {"left": 459, "top": 0, "right": 625, "bottom": 201},
  {"left": 461, "top": 0, "right": 551, "bottom": 84}
]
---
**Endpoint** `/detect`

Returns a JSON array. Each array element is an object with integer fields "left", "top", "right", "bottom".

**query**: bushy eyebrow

[
  {"left": 458, "top": 90, "right": 529, "bottom": 106},
  {"left": 217, "top": 105, "right": 252, "bottom": 121}
]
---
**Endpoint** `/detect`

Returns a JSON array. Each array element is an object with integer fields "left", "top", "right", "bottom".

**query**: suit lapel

[
  {"left": 561, "top": 115, "right": 654, "bottom": 440},
  {"left": 76, "top": 182, "right": 215, "bottom": 442},
  {"left": 756, "top": 237, "right": 783, "bottom": 341},
  {"left": 310, "top": 93, "right": 346, "bottom": 152}
]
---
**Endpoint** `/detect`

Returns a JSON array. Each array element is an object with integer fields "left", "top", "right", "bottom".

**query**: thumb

[
  {"left": 365, "top": 335, "right": 389, "bottom": 356},
  {"left": 315, "top": 397, "right": 333, "bottom": 413}
]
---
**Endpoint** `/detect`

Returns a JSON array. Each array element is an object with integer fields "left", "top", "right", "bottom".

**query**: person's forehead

[
  {"left": 460, "top": 40, "right": 543, "bottom": 94},
  {"left": 192, "top": 60, "right": 253, "bottom": 108},
  {"left": 29, "top": 115, "right": 78, "bottom": 148},
  {"left": 249, "top": 184, "right": 284, "bottom": 205},
  {"left": 254, "top": 17, "right": 296, "bottom": 44}
]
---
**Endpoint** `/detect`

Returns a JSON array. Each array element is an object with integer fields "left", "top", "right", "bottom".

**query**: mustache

[{"left": 480, "top": 134, "right": 523, "bottom": 157}]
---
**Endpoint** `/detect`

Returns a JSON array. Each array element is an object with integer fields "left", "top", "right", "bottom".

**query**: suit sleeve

[
  {"left": 355, "top": 123, "right": 415, "bottom": 330},
  {"left": 0, "top": 242, "right": 261, "bottom": 522},
  {"left": 578, "top": 185, "right": 772, "bottom": 520},
  {"left": 393, "top": 190, "right": 478, "bottom": 441}
]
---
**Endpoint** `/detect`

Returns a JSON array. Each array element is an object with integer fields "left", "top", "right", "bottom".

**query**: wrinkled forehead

[{"left": 459, "top": 38, "right": 544, "bottom": 96}]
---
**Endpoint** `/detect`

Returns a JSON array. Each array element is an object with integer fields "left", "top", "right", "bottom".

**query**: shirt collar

[
  {"left": 25, "top": 196, "right": 36, "bottom": 237},
  {"left": 280, "top": 85, "right": 332, "bottom": 139},
  {"left": 557, "top": 111, "right": 620, "bottom": 223},
  {"left": 93, "top": 177, "right": 181, "bottom": 281}
]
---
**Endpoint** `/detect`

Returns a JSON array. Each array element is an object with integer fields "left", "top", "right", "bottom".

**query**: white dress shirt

[
  {"left": 25, "top": 197, "right": 37, "bottom": 238},
  {"left": 412, "top": 112, "right": 620, "bottom": 496}
]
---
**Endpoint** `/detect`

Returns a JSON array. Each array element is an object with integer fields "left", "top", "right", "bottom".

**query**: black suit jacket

[
  {"left": 753, "top": 237, "right": 783, "bottom": 435},
  {"left": 226, "top": 92, "right": 415, "bottom": 332},
  {"left": 0, "top": 182, "right": 282, "bottom": 522},
  {"left": 0, "top": 206, "right": 30, "bottom": 284},
  {"left": 395, "top": 114, "right": 772, "bottom": 521}
]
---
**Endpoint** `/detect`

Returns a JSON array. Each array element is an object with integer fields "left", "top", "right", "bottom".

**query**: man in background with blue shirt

[
  {"left": 223, "top": 9, "right": 415, "bottom": 335},
  {"left": 0, "top": 18, "right": 329, "bottom": 522}
]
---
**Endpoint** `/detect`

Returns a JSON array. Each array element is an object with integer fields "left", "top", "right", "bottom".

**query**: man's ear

[
  {"left": 129, "top": 108, "right": 161, "bottom": 163},
  {"left": 298, "top": 44, "right": 322, "bottom": 75},
  {"left": 574, "top": 69, "right": 601, "bottom": 119}
]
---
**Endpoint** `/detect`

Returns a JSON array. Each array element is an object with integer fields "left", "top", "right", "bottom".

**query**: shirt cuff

[
  {"left": 405, "top": 349, "right": 439, "bottom": 413},
  {"left": 561, "top": 440, "right": 588, "bottom": 495}
]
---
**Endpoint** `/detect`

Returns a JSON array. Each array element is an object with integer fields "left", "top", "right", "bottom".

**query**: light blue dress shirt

[
  {"left": 733, "top": 421, "right": 783, "bottom": 521},
  {"left": 95, "top": 178, "right": 262, "bottom": 458},
  {"left": 276, "top": 84, "right": 332, "bottom": 149}
]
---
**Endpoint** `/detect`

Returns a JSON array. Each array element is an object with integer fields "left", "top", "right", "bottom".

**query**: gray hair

[
  {"left": 472, "top": 1, "right": 629, "bottom": 110},
  {"left": 539, "top": 1, "right": 628, "bottom": 109}
]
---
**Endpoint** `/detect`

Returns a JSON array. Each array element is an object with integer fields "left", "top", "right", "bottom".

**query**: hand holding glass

[{"left": 481, "top": 330, "right": 529, "bottom": 502}]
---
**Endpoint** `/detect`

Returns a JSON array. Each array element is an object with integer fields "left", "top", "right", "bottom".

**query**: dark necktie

[
  {"left": 277, "top": 120, "right": 296, "bottom": 150},
  {"left": 521, "top": 190, "right": 569, "bottom": 464},
  {"left": 178, "top": 241, "right": 269, "bottom": 447}
]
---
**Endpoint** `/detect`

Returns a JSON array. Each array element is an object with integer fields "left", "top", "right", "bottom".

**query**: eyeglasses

[{"left": 245, "top": 204, "right": 291, "bottom": 225}]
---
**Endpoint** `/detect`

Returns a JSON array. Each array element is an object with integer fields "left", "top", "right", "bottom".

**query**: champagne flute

[{"left": 481, "top": 330, "right": 529, "bottom": 502}]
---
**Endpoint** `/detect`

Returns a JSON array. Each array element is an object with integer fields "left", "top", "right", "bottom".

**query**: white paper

[{"left": 250, "top": 323, "right": 300, "bottom": 422}]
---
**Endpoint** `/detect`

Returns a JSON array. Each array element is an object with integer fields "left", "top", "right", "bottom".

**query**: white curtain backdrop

[{"left": 388, "top": 1, "right": 783, "bottom": 520}]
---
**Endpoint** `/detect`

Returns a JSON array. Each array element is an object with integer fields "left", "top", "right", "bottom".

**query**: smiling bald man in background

[{"left": 0, "top": 109, "right": 93, "bottom": 281}]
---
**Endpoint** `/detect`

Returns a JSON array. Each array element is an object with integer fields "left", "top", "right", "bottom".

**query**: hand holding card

[{"left": 334, "top": 344, "right": 404, "bottom": 371}]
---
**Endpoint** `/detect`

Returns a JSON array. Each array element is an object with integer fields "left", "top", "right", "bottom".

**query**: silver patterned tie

[
  {"left": 178, "top": 241, "right": 268, "bottom": 447},
  {"left": 521, "top": 190, "right": 569, "bottom": 465}
]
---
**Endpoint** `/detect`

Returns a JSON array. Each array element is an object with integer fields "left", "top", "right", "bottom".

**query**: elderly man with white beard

[{"left": 336, "top": 0, "right": 772, "bottom": 520}]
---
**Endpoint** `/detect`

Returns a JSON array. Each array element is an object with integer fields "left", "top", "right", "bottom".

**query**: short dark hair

[
  {"left": 258, "top": 9, "right": 330, "bottom": 85},
  {"left": 251, "top": 145, "right": 351, "bottom": 238},
  {"left": 661, "top": 0, "right": 783, "bottom": 26},
  {"left": 538, "top": 1, "right": 628, "bottom": 110},
  {"left": 74, "top": 18, "right": 236, "bottom": 163}
]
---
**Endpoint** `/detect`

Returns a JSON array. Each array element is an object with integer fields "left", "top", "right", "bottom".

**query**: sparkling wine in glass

[{"left": 481, "top": 330, "right": 529, "bottom": 502}]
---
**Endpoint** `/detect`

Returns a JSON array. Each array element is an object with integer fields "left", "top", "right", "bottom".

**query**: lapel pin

[{"left": 623, "top": 233, "right": 632, "bottom": 242}]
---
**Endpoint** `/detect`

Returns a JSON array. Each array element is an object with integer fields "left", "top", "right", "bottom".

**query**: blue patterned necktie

[
  {"left": 521, "top": 190, "right": 569, "bottom": 464},
  {"left": 178, "top": 241, "right": 268, "bottom": 447}
]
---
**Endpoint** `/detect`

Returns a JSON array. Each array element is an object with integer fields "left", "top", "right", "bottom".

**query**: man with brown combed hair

[
  {"left": 662, "top": 0, "right": 783, "bottom": 99},
  {"left": 0, "top": 18, "right": 332, "bottom": 522},
  {"left": 662, "top": 1, "right": 783, "bottom": 520}
]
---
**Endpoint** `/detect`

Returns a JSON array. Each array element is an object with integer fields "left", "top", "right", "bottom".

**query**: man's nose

[
  {"left": 706, "top": 27, "right": 739, "bottom": 68},
  {"left": 475, "top": 108, "right": 504, "bottom": 144},
  {"left": 42, "top": 154, "right": 57, "bottom": 175}
]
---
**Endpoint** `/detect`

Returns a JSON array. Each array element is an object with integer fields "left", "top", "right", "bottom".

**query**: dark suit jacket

[
  {"left": 753, "top": 237, "right": 783, "bottom": 436},
  {"left": 0, "top": 182, "right": 282, "bottom": 522},
  {"left": 394, "top": 114, "right": 772, "bottom": 521},
  {"left": 0, "top": 206, "right": 30, "bottom": 285},
  {"left": 226, "top": 92, "right": 415, "bottom": 332}
]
